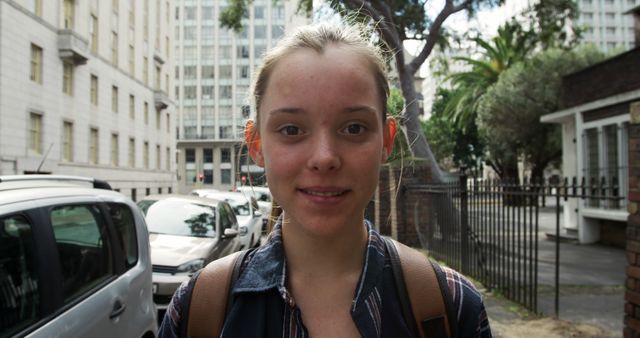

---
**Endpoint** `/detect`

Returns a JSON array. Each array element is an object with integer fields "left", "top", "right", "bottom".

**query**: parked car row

[{"left": 0, "top": 175, "right": 273, "bottom": 337}]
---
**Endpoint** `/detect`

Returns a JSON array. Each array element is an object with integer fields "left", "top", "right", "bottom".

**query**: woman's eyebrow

[
  {"left": 267, "top": 107, "right": 304, "bottom": 116},
  {"left": 344, "top": 105, "right": 378, "bottom": 114}
]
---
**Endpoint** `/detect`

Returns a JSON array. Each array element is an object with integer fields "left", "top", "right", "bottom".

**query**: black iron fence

[{"left": 407, "top": 174, "right": 624, "bottom": 315}]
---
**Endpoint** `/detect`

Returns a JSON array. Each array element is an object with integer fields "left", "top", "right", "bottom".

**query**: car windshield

[
  {"left": 227, "top": 200, "right": 250, "bottom": 216},
  {"left": 138, "top": 199, "right": 217, "bottom": 238}
]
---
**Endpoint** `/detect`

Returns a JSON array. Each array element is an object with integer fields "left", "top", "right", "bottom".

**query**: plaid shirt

[{"left": 158, "top": 221, "right": 492, "bottom": 338}]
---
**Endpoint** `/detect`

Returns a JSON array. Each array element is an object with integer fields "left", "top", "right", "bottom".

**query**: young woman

[{"left": 158, "top": 23, "right": 491, "bottom": 338}]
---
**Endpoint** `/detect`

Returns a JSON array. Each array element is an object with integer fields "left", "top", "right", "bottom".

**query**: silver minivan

[{"left": 0, "top": 175, "right": 156, "bottom": 338}]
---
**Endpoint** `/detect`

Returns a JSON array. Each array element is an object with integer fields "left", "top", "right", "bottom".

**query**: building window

[
  {"left": 203, "top": 148, "right": 213, "bottom": 184},
  {"left": 112, "top": 0, "right": 119, "bottom": 14},
  {"left": 129, "top": 0, "right": 135, "bottom": 27},
  {"left": 90, "top": 15, "right": 98, "bottom": 53},
  {"left": 62, "top": 121, "right": 73, "bottom": 161},
  {"left": 166, "top": 147, "right": 170, "bottom": 170},
  {"left": 128, "top": 137, "right": 135, "bottom": 167},
  {"left": 90, "top": 74, "right": 98, "bottom": 105},
  {"left": 219, "top": 65, "right": 232, "bottom": 79},
  {"left": 112, "top": 86, "right": 119, "bottom": 112},
  {"left": 34, "top": 0, "right": 42, "bottom": 16},
  {"left": 166, "top": 113, "right": 170, "bottom": 133},
  {"left": 111, "top": 133, "right": 119, "bottom": 166},
  {"left": 185, "top": 148, "right": 196, "bottom": 184},
  {"left": 143, "top": 56, "right": 149, "bottom": 85},
  {"left": 220, "top": 85, "right": 232, "bottom": 99},
  {"left": 111, "top": 31, "right": 118, "bottom": 66},
  {"left": 156, "top": 145, "right": 161, "bottom": 169},
  {"left": 144, "top": 102, "right": 149, "bottom": 124},
  {"left": 29, "top": 113, "right": 42, "bottom": 154},
  {"left": 156, "top": 110, "right": 161, "bottom": 129},
  {"left": 30, "top": 44, "right": 43, "bottom": 84},
  {"left": 89, "top": 128, "right": 99, "bottom": 164},
  {"left": 583, "top": 122, "right": 629, "bottom": 209},
  {"left": 144, "top": 141, "right": 149, "bottom": 169},
  {"left": 129, "top": 45, "right": 135, "bottom": 75},
  {"left": 143, "top": 0, "right": 149, "bottom": 41},
  {"left": 221, "top": 148, "right": 231, "bottom": 163},
  {"left": 129, "top": 94, "right": 135, "bottom": 119},
  {"left": 131, "top": 188, "right": 137, "bottom": 201},
  {"left": 62, "top": 62, "right": 74, "bottom": 95},
  {"left": 155, "top": 65, "right": 161, "bottom": 90},
  {"left": 202, "top": 66, "right": 215, "bottom": 79},
  {"left": 64, "top": 0, "right": 74, "bottom": 29},
  {"left": 221, "top": 169, "right": 231, "bottom": 185}
]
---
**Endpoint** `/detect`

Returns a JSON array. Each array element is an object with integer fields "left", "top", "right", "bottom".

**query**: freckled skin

[{"left": 252, "top": 44, "right": 394, "bottom": 240}]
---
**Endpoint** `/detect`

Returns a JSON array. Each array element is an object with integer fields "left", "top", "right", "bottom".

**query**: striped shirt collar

[{"left": 233, "top": 219, "right": 387, "bottom": 312}]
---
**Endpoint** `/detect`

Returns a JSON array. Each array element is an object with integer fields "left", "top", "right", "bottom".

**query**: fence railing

[{"left": 407, "top": 174, "right": 624, "bottom": 314}]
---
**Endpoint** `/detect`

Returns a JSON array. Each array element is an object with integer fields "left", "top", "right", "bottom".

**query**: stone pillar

[{"left": 625, "top": 101, "right": 640, "bottom": 337}]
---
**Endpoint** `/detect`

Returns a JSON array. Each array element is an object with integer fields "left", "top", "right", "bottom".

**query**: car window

[
  {"left": 223, "top": 204, "right": 237, "bottom": 229},
  {"left": 51, "top": 205, "right": 114, "bottom": 302},
  {"left": 106, "top": 203, "right": 138, "bottom": 269},
  {"left": 142, "top": 199, "right": 216, "bottom": 238},
  {"left": 218, "top": 204, "right": 231, "bottom": 231},
  {"left": 0, "top": 214, "right": 39, "bottom": 337}
]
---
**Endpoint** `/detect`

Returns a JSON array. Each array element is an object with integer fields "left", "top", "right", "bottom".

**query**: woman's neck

[{"left": 280, "top": 214, "right": 369, "bottom": 278}]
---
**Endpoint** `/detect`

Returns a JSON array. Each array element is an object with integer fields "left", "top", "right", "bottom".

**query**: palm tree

[{"left": 444, "top": 24, "right": 532, "bottom": 131}]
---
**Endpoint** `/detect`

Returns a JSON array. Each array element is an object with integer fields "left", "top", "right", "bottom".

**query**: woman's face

[{"left": 248, "top": 44, "right": 395, "bottom": 238}]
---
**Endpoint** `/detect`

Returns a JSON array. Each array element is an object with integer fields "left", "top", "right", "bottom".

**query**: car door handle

[{"left": 110, "top": 300, "right": 127, "bottom": 319}]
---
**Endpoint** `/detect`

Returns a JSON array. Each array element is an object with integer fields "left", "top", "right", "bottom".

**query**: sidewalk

[{"left": 483, "top": 208, "right": 626, "bottom": 337}]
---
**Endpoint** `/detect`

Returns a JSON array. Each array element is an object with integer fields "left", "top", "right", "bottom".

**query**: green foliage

[
  {"left": 478, "top": 45, "right": 605, "bottom": 178},
  {"left": 219, "top": 0, "right": 250, "bottom": 33},
  {"left": 386, "top": 88, "right": 410, "bottom": 162},
  {"left": 424, "top": 88, "right": 484, "bottom": 171}
]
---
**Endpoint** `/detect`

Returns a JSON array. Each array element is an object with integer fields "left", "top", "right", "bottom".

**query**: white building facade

[
  {"left": 174, "top": 0, "right": 308, "bottom": 193},
  {"left": 504, "top": 0, "right": 638, "bottom": 53},
  {"left": 0, "top": 0, "right": 176, "bottom": 200}
]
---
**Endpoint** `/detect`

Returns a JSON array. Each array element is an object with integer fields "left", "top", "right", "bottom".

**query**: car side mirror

[
  {"left": 254, "top": 210, "right": 262, "bottom": 217},
  {"left": 222, "top": 227, "right": 238, "bottom": 239}
]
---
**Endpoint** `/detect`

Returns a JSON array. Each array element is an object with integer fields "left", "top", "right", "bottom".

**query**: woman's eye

[
  {"left": 279, "top": 125, "right": 301, "bottom": 136},
  {"left": 343, "top": 124, "right": 366, "bottom": 135}
]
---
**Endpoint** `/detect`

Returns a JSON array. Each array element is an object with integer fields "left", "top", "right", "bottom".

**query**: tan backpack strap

[
  {"left": 187, "top": 251, "right": 243, "bottom": 338},
  {"left": 391, "top": 239, "right": 451, "bottom": 338}
]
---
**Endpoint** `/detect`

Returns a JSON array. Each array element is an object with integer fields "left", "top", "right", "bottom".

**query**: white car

[
  {"left": 190, "top": 188, "right": 220, "bottom": 197},
  {"left": 0, "top": 175, "right": 156, "bottom": 338},
  {"left": 202, "top": 191, "right": 263, "bottom": 249},
  {"left": 235, "top": 186, "right": 273, "bottom": 232}
]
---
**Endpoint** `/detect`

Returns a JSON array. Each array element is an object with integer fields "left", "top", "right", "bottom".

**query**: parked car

[
  {"left": 200, "top": 191, "right": 263, "bottom": 249},
  {"left": 136, "top": 194, "right": 241, "bottom": 315},
  {"left": 0, "top": 175, "right": 156, "bottom": 338},
  {"left": 235, "top": 186, "right": 273, "bottom": 231},
  {"left": 190, "top": 188, "right": 220, "bottom": 198}
]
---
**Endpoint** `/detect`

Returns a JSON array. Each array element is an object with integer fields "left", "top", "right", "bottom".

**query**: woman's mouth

[{"left": 299, "top": 188, "right": 348, "bottom": 197}]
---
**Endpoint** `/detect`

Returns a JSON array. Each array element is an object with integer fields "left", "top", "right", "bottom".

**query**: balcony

[
  {"left": 153, "top": 50, "right": 165, "bottom": 65},
  {"left": 154, "top": 90, "right": 170, "bottom": 111},
  {"left": 57, "top": 30, "right": 89, "bottom": 65}
]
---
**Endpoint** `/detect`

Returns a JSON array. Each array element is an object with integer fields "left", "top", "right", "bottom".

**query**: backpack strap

[
  {"left": 384, "top": 237, "right": 455, "bottom": 338},
  {"left": 185, "top": 249, "right": 250, "bottom": 338}
]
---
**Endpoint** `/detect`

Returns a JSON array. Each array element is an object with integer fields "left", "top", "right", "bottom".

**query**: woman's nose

[{"left": 306, "top": 134, "right": 341, "bottom": 172}]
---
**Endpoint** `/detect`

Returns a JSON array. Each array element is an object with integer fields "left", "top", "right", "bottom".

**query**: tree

[
  {"left": 478, "top": 46, "right": 605, "bottom": 181},
  {"left": 440, "top": 0, "right": 583, "bottom": 179},
  {"left": 423, "top": 88, "right": 484, "bottom": 171},
  {"left": 220, "top": 0, "right": 500, "bottom": 182}
]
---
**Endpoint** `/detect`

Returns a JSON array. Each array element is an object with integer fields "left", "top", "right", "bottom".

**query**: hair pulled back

[{"left": 251, "top": 23, "right": 390, "bottom": 124}]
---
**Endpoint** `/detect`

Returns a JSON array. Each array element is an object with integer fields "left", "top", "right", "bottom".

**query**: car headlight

[{"left": 176, "top": 259, "right": 205, "bottom": 276}]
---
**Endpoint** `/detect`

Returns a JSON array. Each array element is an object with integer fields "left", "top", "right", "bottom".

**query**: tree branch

[{"left": 408, "top": 0, "right": 471, "bottom": 74}]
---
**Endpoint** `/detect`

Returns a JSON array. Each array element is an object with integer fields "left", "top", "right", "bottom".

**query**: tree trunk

[{"left": 398, "top": 68, "right": 444, "bottom": 183}]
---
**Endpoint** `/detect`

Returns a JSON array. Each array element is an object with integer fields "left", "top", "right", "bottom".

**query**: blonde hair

[
  {"left": 252, "top": 23, "right": 390, "bottom": 123},
  {"left": 250, "top": 23, "right": 391, "bottom": 231}
]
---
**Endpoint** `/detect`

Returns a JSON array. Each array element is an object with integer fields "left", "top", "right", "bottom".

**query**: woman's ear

[
  {"left": 382, "top": 117, "right": 397, "bottom": 162},
  {"left": 245, "top": 120, "right": 264, "bottom": 167}
]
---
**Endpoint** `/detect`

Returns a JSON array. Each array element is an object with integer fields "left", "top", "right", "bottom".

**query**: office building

[
  {"left": 0, "top": 0, "right": 176, "bottom": 199},
  {"left": 174, "top": 0, "right": 309, "bottom": 193}
]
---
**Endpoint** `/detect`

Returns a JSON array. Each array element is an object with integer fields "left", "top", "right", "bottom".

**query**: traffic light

[{"left": 198, "top": 173, "right": 204, "bottom": 182}]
